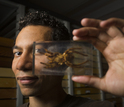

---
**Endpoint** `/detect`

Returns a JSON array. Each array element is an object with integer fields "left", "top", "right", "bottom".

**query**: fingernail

[
  {"left": 72, "top": 76, "right": 78, "bottom": 80},
  {"left": 73, "top": 29, "right": 78, "bottom": 33},
  {"left": 73, "top": 36, "right": 78, "bottom": 40}
]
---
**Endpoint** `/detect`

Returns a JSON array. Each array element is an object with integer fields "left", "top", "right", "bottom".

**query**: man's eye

[{"left": 14, "top": 52, "right": 22, "bottom": 56}]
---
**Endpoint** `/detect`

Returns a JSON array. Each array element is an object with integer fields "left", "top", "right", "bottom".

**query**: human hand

[{"left": 72, "top": 18, "right": 124, "bottom": 96}]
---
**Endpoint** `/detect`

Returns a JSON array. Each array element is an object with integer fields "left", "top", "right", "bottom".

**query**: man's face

[{"left": 12, "top": 25, "right": 62, "bottom": 96}]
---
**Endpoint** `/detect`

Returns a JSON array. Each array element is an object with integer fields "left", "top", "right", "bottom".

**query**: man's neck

[{"left": 29, "top": 85, "right": 67, "bottom": 107}]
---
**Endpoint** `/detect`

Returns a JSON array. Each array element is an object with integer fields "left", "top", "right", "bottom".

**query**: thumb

[{"left": 72, "top": 75, "right": 103, "bottom": 89}]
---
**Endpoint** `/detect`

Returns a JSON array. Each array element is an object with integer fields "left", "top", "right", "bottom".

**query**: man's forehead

[
  {"left": 14, "top": 26, "right": 53, "bottom": 50},
  {"left": 13, "top": 44, "right": 33, "bottom": 50}
]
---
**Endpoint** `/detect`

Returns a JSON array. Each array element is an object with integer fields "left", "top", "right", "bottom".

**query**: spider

[{"left": 40, "top": 47, "right": 88, "bottom": 68}]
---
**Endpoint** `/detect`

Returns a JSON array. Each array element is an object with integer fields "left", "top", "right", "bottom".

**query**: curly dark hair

[{"left": 19, "top": 11, "right": 71, "bottom": 40}]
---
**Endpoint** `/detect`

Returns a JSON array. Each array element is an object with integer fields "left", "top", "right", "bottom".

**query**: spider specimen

[{"left": 40, "top": 47, "right": 88, "bottom": 68}]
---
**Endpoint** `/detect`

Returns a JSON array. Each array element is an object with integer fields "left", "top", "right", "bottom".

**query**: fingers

[
  {"left": 81, "top": 18, "right": 124, "bottom": 32},
  {"left": 100, "top": 18, "right": 124, "bottom": 32},
  {"left": 98, "top": 32, "right": 112, "bottom": 44},
  {"left": 91, "top": 38, "right": 107, "bottom": 53},
  {"left": 73, "top": 18, "right": 124, "bottom": 40},
  {"left": 81, "top": 18, "right": 101, "bottom": 28},
  {"left": 81, "top": 18, "right": 124, "bottom": 34},
  {"left": 72, "top": 27, "right": 110, "bottom": 53},
  {"left": 107, "top": 26, "right": 124, "bottom": 38},
  {"left": 73, "top": 27, "right": 100, "bottom": 37},
  {"left": 73, "top": 18, "right": 124, "bottom": 53},
  {"left": 73, "top": 36, "right": 107, "bottom": 53},
  {"left": 73, "top": 26, "right": 122, "bottom": 42},
  {"left": 72, "top": 75, "right": 105, "bottom": 90}
]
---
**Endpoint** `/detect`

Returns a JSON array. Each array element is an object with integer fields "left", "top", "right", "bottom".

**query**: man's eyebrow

[{"left": 12, "top": 46, "right": 22, "bottom": 50}]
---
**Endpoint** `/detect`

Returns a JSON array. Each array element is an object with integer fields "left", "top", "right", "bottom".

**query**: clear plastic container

[{"left": 32, "top": 41, "right": 93, "bottom": 75}]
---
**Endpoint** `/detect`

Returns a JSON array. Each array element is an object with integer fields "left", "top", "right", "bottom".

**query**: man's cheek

[{"left": 12, "top": 61, "right": 17, "bottom": 76}]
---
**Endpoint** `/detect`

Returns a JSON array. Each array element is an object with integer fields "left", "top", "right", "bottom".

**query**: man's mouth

[{"left": 17, "top": 76, "right": 38, "bottom": 85}]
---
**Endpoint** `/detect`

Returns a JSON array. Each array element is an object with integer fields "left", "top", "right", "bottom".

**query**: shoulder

[{"left": 18, "top": 103, "right": 29, "bottom": 107}]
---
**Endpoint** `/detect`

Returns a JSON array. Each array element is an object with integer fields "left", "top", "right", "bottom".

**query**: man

[
  {"left": 72, "top": 18, "right": 124, "bottom": 97},
  {"left": 12, "top": 11, "right": 114, "bottom": 107}
]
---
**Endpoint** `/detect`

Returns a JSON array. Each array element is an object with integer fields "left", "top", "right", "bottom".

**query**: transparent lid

[{"left": 32, "top": 41, "right": 93, "bottom": 75}]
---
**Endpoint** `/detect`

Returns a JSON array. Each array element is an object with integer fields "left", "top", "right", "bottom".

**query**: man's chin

[
  {"left": 22, "top": 92, "right": 37, "bottom": 97},
  {"left": 21, "top": 88, "right": 37, "bottom": 96}
]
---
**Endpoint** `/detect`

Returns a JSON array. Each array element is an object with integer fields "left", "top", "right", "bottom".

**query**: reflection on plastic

[{"left": 33, "top": 41, "right": 93, "bottom": 75}]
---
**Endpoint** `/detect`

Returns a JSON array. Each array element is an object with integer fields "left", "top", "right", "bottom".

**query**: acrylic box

[{"left": 32, "top": 41, "right": 93, "bottom": 75}]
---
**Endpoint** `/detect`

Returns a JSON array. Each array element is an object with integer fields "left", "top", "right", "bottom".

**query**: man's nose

[{"left": 16, "top": 53, "right": 32, "bottom": 71}]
